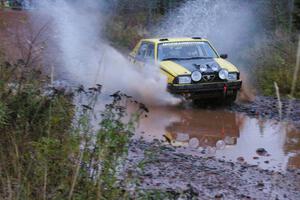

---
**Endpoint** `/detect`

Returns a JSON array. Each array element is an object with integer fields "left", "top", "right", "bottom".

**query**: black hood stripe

[{"left": 171, "top": 58, "right": 216, "bottom": 72}]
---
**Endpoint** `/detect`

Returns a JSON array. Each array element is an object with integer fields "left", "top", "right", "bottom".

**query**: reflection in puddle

[{"left": 135, "top": 106, "right": 300, "bottom": 171}]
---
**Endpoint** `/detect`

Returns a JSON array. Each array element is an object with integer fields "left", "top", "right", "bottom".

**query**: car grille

[
  {"left": 202, "top": 74, "right": 216, "bottom": 82},
  {"left": 197, "top": 72, "right": 224, "bottom": 83}
]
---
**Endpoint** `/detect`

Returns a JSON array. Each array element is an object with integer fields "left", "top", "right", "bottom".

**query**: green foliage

[
  {"left": 105, "top": 15, "right": 145, "bottom": 49},
  {"left": 0, "top": 58, "right": 75, "bottom": 199},
  {"left": 293, "top": 0, "right": 300, "bottom": 30},
  {"left": 0, "top": 101, "right": 8, "bottom": 127},
  {"left": 254, "top": 35, "right": 300, "bottom": 98},
  {"left": 0, "top": 56, "right": 148, "bottom": 199}
]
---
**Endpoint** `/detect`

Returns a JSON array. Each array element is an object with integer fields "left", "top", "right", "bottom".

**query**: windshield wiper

[
  {"left": 162, "top": 57, "right": 213, "bottom": 61},
  {"left": 161, "top": 57, "right": 182, "bottom": 61},
  {"left": 184, "top": 57, "right": 214, "bottom": 60}
]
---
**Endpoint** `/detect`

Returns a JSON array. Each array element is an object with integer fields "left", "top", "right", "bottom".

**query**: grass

[
  {"left": 255, "top": 35, "right": 300, "bottom": 98},
  {"left": 0, "top": 51, "right": 152, "bottom": 199}
]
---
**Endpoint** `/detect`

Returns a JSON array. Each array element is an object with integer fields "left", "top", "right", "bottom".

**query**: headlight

[
  {"left": 228, "top": 73, "right": 238, "bottom": 81},
  {"left": 191, "top": 71, "right": 202, "bottom": 82},
  {"left": 210, "top": 63, "right": 220, "bottom": 72},
  {"left": 199, "top": 64, "right": 208, "bottom": 72},
  {"left": 218, "top": 69, "right": 229, "bottom": 80},
  {"left": 178, "top": 76, "right": 192, "bottom": 84}
]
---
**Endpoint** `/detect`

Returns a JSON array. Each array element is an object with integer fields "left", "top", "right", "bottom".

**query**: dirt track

[
  {"left": 232, "top": 96, "right": 300, "bottom": 129},
  {"left": 125, "top": 140, "right": 300, "bottom": 200},
  {"left": 124, "top": 96, "right": 300, "bottom": 199}
]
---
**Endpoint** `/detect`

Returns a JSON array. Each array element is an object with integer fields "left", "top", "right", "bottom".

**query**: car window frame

[{"left": 157, "top": 41, "right": 219, "bottom": 61}]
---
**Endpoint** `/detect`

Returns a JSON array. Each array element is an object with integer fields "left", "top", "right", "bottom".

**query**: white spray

[
  {"left": 31, "top": 0, "right": 179, "bottom": 105},
  {"left": 155, "top": 0, "right": 263, "bottom": 64}
]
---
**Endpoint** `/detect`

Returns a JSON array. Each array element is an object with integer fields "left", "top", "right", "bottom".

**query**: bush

[
  {"left": 0, "top": 54, "right": 147, "bottom": 199},
  {"left": 0, "top": 57, "right": 74, "bottom": 199},
  {"left": 254, "top": 35, "right": 300, "bottom": 98}
]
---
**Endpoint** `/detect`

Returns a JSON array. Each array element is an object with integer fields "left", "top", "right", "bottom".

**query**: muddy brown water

[{"left": 135, "top": 105, "right": 300, "bottom": 171}]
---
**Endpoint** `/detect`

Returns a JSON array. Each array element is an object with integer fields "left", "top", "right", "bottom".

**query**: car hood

[{"left": 160, "top": 58, "right": 239, "bottom": 77}]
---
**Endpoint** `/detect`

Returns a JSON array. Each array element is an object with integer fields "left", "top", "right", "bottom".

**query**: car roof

[{"left": 141, "top": 37, "right": 209, "bottom": 44}]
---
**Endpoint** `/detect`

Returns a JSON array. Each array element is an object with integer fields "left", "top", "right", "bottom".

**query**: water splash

[
  {"left": 155, "top": 0, "right": 261, "bottom": 59},
  {"left": 31, "top": 0, "right": 179, "bottom": 106}
]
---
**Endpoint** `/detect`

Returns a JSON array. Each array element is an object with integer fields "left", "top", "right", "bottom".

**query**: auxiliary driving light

[
  {"left": 191, "top": 71, "right": 202, "bottom": 82},
  {"left": 199, "top": 64, "right": 208, "bottom": 72},
  {"left": 210, "top": 63, "right": 220, "bottom": 72},
  {"left": 218, "top": 69, "right": 229, "bottom": 80}
]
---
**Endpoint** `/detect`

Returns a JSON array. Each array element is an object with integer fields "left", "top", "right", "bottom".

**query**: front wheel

[
  {"left": 224, "top": 91, "right": 237, "bottom": 105},
  {"left": 192, "top": 98, "right": 220, "bottom": 107},
  {"left": 192, "top": 91, "right": 238, "bottom": 106}
]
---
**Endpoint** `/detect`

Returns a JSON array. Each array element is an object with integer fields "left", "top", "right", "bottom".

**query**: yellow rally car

[{"left": 130, "top": 37, "right": 242, "bottom": 103}]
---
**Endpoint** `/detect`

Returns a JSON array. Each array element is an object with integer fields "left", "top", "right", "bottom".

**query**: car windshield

[{"left": 158, "top": 41, "right": 218, "bottom": 61}]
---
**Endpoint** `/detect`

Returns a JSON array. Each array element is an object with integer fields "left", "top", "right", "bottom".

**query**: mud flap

[{"left": 223, "top": 84, "right": 228, "bottom": 98}]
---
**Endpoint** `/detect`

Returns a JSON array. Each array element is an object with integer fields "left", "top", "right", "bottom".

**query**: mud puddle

[{"left": 135, "top": 105, "right": 300, "bottom": 171}]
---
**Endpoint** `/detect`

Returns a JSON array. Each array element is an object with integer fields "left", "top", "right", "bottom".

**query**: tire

[
  {"left": 192, "top": 99, "right": 204, "bottom": 106},
  {"left": 224, "top": 91, "right": 237, "bottom": 105},
  {"left": 192, "top": 91, "right": 238, "bottom": 106},
  {"left": 192, "top": 98, "right": 220, "bottom": 107}
]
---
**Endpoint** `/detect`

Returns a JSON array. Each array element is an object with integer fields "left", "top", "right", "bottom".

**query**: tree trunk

[{"left": 289, "top": 0, "right": 295, "bottom": 32}]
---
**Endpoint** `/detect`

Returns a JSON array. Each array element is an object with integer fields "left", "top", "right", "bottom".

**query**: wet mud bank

[
  {"left": 232, "top": 96, "right": 300, "bottom": 129},
  {"left": 125, "top": 140, "right": 300, "bottom": 200}
]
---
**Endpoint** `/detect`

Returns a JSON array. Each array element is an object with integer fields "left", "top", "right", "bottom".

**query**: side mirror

[{"left": 220, "top": 54, "right": 228, "bottom": 59}]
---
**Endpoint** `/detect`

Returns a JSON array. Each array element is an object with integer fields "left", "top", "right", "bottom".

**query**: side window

[
  {"left": 137, "top": 43, "right": 148, "bottom": 59},
  {"left": 145, "top": 43, "right": 155, "bottom": 60},
  {"left": 136, "top": 42, "right": 155, "bottom": 61},
  {"left": 202, "top": 42, "right": 218, "bottom": 57}
]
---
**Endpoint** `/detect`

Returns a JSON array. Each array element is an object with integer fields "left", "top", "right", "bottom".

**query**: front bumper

[{"left": 168, "top": 80, "right": 242, "bottom": 99}]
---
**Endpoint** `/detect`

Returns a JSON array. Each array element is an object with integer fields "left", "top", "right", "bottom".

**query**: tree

[{"left": 293, "top": 0, "right": 300, "bottom": 31}]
